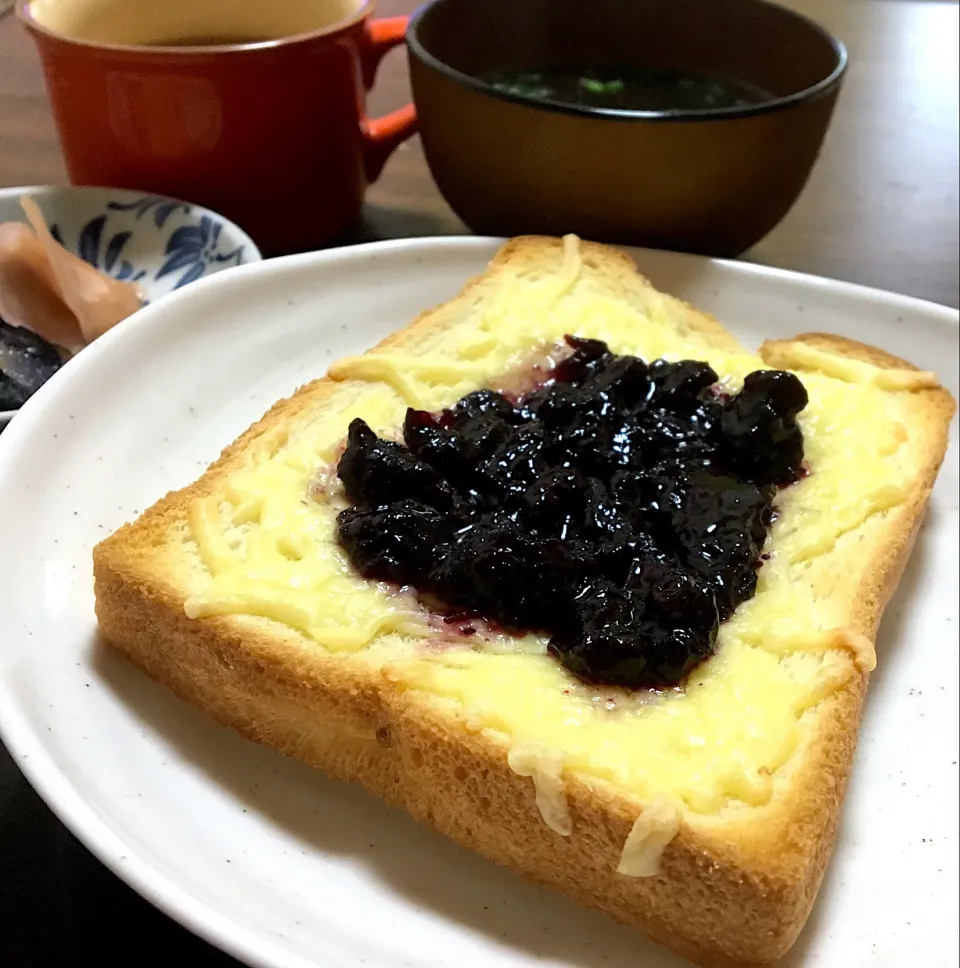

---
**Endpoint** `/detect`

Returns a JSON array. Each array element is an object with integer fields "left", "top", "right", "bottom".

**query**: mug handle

[{"left": 360, "top": 16, "right": 418, "bottom": 183}]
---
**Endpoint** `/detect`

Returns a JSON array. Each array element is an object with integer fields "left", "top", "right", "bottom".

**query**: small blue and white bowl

[{"left": 0, "top": 185, "right": 261, "bottom": 426}]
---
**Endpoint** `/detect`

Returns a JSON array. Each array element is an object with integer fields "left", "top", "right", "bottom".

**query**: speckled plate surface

[
  {"left": 0, "top": 238, "right": 956, "bottom": 968},
  {"left": 0, "top": 185, "right": 261, "bottom": 425}
]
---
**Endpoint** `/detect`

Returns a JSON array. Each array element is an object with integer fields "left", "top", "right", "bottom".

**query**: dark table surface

[{"left": 1, "top": 1, "right": 958, "bottom": 965}]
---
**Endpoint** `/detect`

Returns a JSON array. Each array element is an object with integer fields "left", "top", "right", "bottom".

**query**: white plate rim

[
  {"left": 3, "top": 234, "right": 958, "bottom": 430},
  {"left": 0, "top": 234, "right": 957, "bottom": 968}
]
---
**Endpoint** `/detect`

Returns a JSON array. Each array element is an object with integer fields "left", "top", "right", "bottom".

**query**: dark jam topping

[{"left": 335, "top": 337, "right": 808, "bottom": 689}]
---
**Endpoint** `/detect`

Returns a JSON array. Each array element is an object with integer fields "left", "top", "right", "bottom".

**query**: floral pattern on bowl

[
  {"left": 42, "top": 191, "right": 257, "bottom": 294},
  {"left": 0, "top": 185, "right": 262, "bottom": 424}
]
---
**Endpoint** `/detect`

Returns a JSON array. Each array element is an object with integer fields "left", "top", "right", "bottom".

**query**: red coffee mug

[{"left": 17, "top": 1, "right": 417, "bottom": 256}]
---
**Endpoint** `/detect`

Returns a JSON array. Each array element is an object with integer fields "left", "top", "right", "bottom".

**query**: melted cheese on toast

[{"left": 182, "top": 238, "right": 910, "bottom": 819}]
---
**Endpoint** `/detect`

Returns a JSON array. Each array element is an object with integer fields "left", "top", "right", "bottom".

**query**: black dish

[{"left": 0, "top": 317, "right": 65, "bottom": 412}]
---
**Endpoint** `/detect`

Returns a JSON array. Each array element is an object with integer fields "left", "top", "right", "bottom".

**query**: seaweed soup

[{"left": 483, "top": 65, "right": 774, "bottom": 113}]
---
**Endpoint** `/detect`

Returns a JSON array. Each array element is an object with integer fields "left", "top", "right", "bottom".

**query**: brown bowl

[{"left": 406, "top": 0, "right": 846, "bottom": 257}]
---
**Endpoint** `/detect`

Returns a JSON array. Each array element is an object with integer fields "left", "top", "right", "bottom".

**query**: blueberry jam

[{"left": 335, "top": 337, "right": 808, "bottom": 689}]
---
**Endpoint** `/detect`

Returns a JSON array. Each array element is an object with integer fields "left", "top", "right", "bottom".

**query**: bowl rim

[
  {"left": 0, "top": 185, "right": 263, "bottom": 252},
  {"left": 406, "top": 0, "right": 848, "bottom": 123}
]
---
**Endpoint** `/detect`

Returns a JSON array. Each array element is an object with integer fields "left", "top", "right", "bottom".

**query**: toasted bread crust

[{"left": 92, "top": 238, "right": 955, "bottom": 967}]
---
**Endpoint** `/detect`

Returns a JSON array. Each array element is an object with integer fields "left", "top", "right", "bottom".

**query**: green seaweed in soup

[{"left": 483, "top": 66, "right": 774, "bottom": 112}]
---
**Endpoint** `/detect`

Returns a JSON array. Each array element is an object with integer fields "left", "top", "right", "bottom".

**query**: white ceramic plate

[{"left": 0, "top": 238, "right": 957, "bottom": 968}]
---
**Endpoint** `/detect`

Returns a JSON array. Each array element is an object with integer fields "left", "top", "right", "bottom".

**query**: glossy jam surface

[{"left": 336, "top": 337, "right": 808, "bottom": 688}]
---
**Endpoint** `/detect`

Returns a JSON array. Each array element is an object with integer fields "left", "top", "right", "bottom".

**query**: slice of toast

[{"left": 93, "top": 237, "right": 955, "bottom": 967}]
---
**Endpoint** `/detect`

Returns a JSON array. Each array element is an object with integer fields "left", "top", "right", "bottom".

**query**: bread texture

[{"left": 93, "top": 237, "right": 955, "bottom": 967}]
